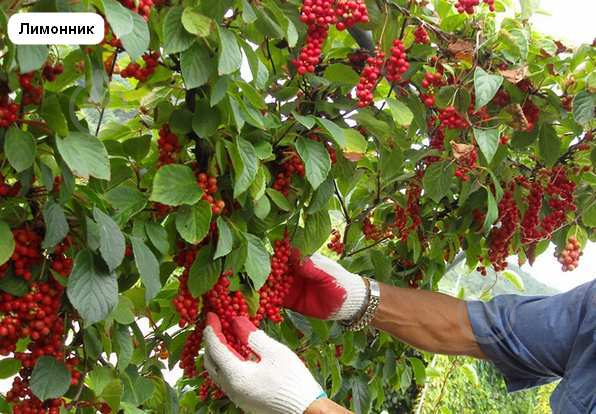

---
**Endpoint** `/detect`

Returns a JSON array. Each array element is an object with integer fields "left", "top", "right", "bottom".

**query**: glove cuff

[
  {"left": 270, "top": 382, "right": 325, "bottom": 414},
  {"left": 330, "top": 273, "right": 368, "bottom": 321}
]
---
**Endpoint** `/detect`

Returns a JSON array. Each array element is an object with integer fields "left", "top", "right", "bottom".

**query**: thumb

[
  {"left": 231, "top": 316, "right": 282, "bottom": 359},
  {"left": 203, "top": 313, "right": 245, "bottom": 375}
]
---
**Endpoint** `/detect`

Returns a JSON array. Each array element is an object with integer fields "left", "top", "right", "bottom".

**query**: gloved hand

[
  {"left": 203, "top": 312, "right": 325, "bottom": 414},
  {"left": 285, "top": 252, "right": 368, "bottom": 321}
]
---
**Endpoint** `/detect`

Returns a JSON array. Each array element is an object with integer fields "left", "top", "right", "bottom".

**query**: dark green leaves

[
  {"left": 181, "top": 44, "right": 214, "bottom": 89},
  {"left": 130, "top": 237, "right": 161, "bottom": 303},
  {"left": 150, "top": 164, "right": 203, "bottom": 206},
  {"left": 0, "top": 221, "right": 15, "bottom": 266},
  {"left": 105, "top": 183, "right": 148, "bottom": 224},
  {"left": 217, "top": 26, "right": 242, "bottom": 75},
  {"left": 188, "top": 247, "right": 221, "bottom": 297},
  {"left": 316, "top": 118, "right": 345, "bottom": 147},
  {"left": 163, "top": 6, "right": 196, "bottom": 54},
  {"left": 572, "top": 91, "right": 594, "bottom": 125},
  {"left": 473, "top": 68, "right": 503, "bottom": 110},
  {"left": 473, "top": 128, "right": 499, "bottom": 163},
  {"left": 4, "top": 127, "right": 36, "bottom": 173},
  {"left": 175, "top": 201, "right": 212, "bottom": 244},
  {"left": 242, "top": 234, "right": 270, "bottom": 289},
  {"left": 192, "top": 100, "right": 221, "bottom": 137},
  {"left": 67, "top": 250, "right": 118, "bottom": 325},
  {"left": 295, "top": 138, "right": 331, "bottom": 190},
  {"left": 423, "top": 161, "right": 455, "bottom": 203},
  {"left": 181, "top": 7, "right": 212, "bottom": 36},
  {"left": 302, "top": 210, "right": 332, "bottom": 255},
  {"left": 56, "top": 133, "right": 110, "bottom": 180},
  {"left": 214, "top": 217, "right": 233, "bottom": 259},
  {"left": 482, "top": 190, "right": 498, "bottom": 233},
  {"left": 229, "top": 138, "right": 258, "bottom": 197},
  {"left": 0, "top": 359, "right": 20, "bottom": 379},
  {"left": 539, "top": 124, "right": 561, "bottom": 167},
  {"left": 94, "top": 208, "right": 126, "bottom": 272},
  {"left": 30, "top": 357, "right": 71, "bottom": 401},
  {"left": 41, "top": 200, "right": 69, "bottom": 249}
]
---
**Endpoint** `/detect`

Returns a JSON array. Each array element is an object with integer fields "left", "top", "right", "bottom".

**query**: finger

[
  {"left": 203, "top": 314, "right": 246, "bottom": 375},
  {"left": 231, "top": 316, "right": 281, "bottom": 359}
]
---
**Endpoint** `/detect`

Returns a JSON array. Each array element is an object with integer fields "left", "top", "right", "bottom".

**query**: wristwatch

[{"left": 341, "top": 277, "right": 381, "bottom": 332}]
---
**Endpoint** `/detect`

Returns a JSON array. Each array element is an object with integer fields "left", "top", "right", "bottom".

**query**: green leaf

[
  {"left": 150, "top": 164, "right": 203, "bottom": 206},
  {"left": 572, "top": 91, "right": 594, "bottom": 125},
  {"left": 181, "top": 44, "right": 214, "bottom": 89},
  {"left": 582, "top": 201, "right": 596, "bottom": 227},
  {"left": 111, "top": 296, "right": 135, "bottom": 325},
  {"left": 473, "top": 128, "right": 499, "bottom": 163},
  {"left": 230, "top": 138, "right": 258, "bottom": 197},
  {"left": 0, "top": 358, "right": 21, "bottom": 379},
  {"left": 266, "top": 188, "right": 292, "bottom": 211},
  {"left": 144, "top": 223, "right": 170, "bottom": 255},
  {"left": 214, "top": 217, "right": 233, "bottom": 259},
  {"left": 482, "top": 190, "right": 498, "bottom": 233},
  {"left": 242, "top": 234, "right": 271, "bottom": 289},
  {"left": 94, "top": 208, "right": 126, "bottom": 272},
  {"left": 103, "top": 0, "right": 148, "bottom": 59},
  {"left": 41, "top": 200, "right": 69, "bottom": 249},
  {"left": 539, "top": 124, "right": 561, "bottom": 167},
  {"left": 175, "top": 201, "right": 212, "bottom": 244},
  {"left": 123, "top": 135, "right": 151, "bottom": 162},
  {"left": 302, "top": 210, "right": 331, "bottom": 255},
  {"left": 4, "top": 127, "right": 36, "bottom": 173},
  {"left": 102, "top": 379, "right": 123, "bottom": 413},
  {"left": 113, "top": 324, "right": 133, "bottom": 371},
  {"left": 0, "top": 272, "right": 28, "bottom": 296},
  {"left": 351, "top": 377, "right": 372, "bottom": 414},
  {"left": 30, "top": 357, "right": 71, "bottom": 401},
  {"left": 130, "top": 237, "right": 161, "bottom": 303},
  {"left": 56, "top": 132, "right": 110, "bottom": 180},
  {"left": 67, "top": 250, "right": 118, "bottom": 325},
  {"left": 192, "top": 100, "right": 221, "bottom": 137},
  {"left": 323, "top": 63, "right": 359, "bottom": 85},
  {"left": 105, "top": 182, "right": 148, "bottom": 224},
  {"left": 163, "top": 6, "right": 196, "bottom": 54},
  {"left": 87, "top": 367, "right": 115, "bottom": 395},
  {"left": 254, "top": 195, "right": 271, "bottom": 219},
  {"left": 181, "top": 7, "right": 212, "bottom": 36},
  {"left": 408, "top": 357, "right": 426, "bottom": 385},
  {"left": 17, "top": 45, "right": 48, "bottom": 73},
  {"left": 316, "top": 118, "right": 345, "bottom": 147},
  {"left": 502, "top": 270, "right": 525, "bottom": 291},
  {"left": 306, "top": 179, "right": 333, "bottom": 214},
  {"left": 388, "top": 98, "right": 414, "bottom": 127},
  {"left": 217, "top": 26, "right": 242, "bottom": 75},
  {"left": 0, "top": 221, "right": 15, "bottom": 266},
  {"left": 343, "top": 129, "right": 367, "bottom": 158},
  {"left": 241, "top": 0, "right": 257, "bottom": 23},
  {"left": 423, "top": 161, "right": 454, "bottom": 203},
  {"left": 295, "top": 137, "right": 331, "bottom": 190},
  {"left": 473, "top": 67, "right": 503, "bottom": 110},
  {"left": 188, "top": 246, "right": 221, "bottom": 297},
  {"left": 292, "top": 112, "right": 316, "bottom": 129},
  {"left": 461, "top": 363, "right": 479, "bottom": 386},
  {"left": 41, "top": 95, "right": 68, "bottom": 137}
]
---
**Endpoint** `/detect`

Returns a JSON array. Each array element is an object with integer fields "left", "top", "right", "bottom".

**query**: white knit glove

[
  {"left": 285, "top": 253, "right": 368, "bottom": 321},
  {"left": 203, "top": 313, "right": 325, "bottom": 414}
]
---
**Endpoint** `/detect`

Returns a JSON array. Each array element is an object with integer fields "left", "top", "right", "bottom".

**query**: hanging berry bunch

[
  {"left": 19, "top": 73, "right": 43, "bottom": 106},
  {"left": 197, "top": 173, "right": 226, "bottom": 215},
  {"left": 120, "top": 51, "right": 160, "bottom": 82},
  {"left": 454, "top": 0, "right": 495, "bottom": 14},
  {"left": 272, "top": 151, "right": 305, "bottom": 197},
  {"left": 355, "top": 47, "right": 385, "bottom": 107},
  {"left": 327, "top": 229, "right": 344, "bottom": 255},
  {"left": 157, "top": 124, "right": 181, "bottom": 166},
  {"left": 385, "top": 40, "right": 410, "bottom": 84},
  {"left": 414, "top": 26, "right": 430, "bottom": 44},
  {"left": 556, "top": 236, "right": 582, "bottom": 272}
]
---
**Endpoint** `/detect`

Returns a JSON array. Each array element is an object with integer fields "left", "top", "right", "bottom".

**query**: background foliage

[{"left": 0, "top": 0, "right": 594, "bottom": 412}]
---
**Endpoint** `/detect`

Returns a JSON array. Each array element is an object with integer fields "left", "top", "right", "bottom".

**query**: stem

[
  {"left": 94, "top": 51, "right": 119, "bottom": 136},
  {"left": 346, "top": 235, "right": 391, "bottom": 257},
  {"left": 431, "top": 357, "right": 460, "bottom": 412}
]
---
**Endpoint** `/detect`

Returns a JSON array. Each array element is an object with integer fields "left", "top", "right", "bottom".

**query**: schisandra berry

[
  {"left": 421, "top": 72, "right": 444, "bottom": 89},
  {"left": 157, "top": 124, "right": 180, "bottom": 166},
  {"left": 522, "top": 99, "right": 539, "bottom": 132},
  {"left": 386, "top": 40, "right": 409, "bottom": 84},
  {"left": 487, "top": 184, "right": 519, "bottom": 271},
  {"left": 19, "top": 73, "right": 43, "bottom": 106},
  {"left": 557, "top": 236, "right": 582, "bottom": 272},
  {"left": 414, "top": 26, "right": 430, "bottom": 44},
  {"left": 355, "top": 48, "right": 385, "bottom": 107},
  {"left": 327, "top": 229, "right": 344, "bottom": 255},
  {"left": 452, "top": 143, "right": 478, "bottom": 182},
  {"left": 391, "top": 183, "right": 422, "bottom": 241},
  {"left": 0, "top": 99, "right": 19, "bottom": 128},
  {"left": 9, "top": 228, "right": 42, "bottom": 281},
  {"left": 120, "top": 51, "right": 160, "bottom": 81},
  {"left": 335, "top": 0, "right": 369, "bottom": 30},
  {"left": 118, "top": 0, "right": 154, "bottom": 20},
  {"left": 438, "top": 106, "right": 468, "bottom": 129},
  {"left": 41, "top": 63, "right": 64, "bottom": 82},
  {"left": 273, "top": 151, "right": 305, "bottom": 197},
  {"left": 455, "top": 0, "right": 494, "bottom": 14},
  {"left": 197, "top": 173, "right": 226, "bottom": 215},
  {"left": 0, "top": 173, "right": 21, "bottom": 197}
]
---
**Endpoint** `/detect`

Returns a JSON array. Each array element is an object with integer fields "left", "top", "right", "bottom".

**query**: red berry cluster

[
  {"left": 152, "top": 202, "right": 173, "bottom": 220},
  {"left": 0, "top": 173, "right": 21, "bottom": 196},
  {"left": 493, "top": 89, "right": 510, "bottom": 107},
  {"left": 273, "top": 151, "right": 305, "bottom": 197},
  {"left": 560, "top": 95, "right": 573, "bottom": 111},
  {"left": 2, "top": 228, "right": 42, "bottom": 281},
  {"left": 120, "top": 52, "right": 160, "bottom": 82},
  {"left": 173, "top": 247, "right": 200, "bottom": 328},
  {"left": 355, "top": 48, "right": 385, "bottom": 107},
  {"left": 157, "top": 124, "right": 180, "bottom": 166},
  {"left": 499, "top": 134, "right": 510, "bottom": 145},
  {"left": 19, "top": 73, "right": 43, "bottom": 106},
  {"left": 455, "top": 0, "right": 495, "bottom": 14},
  {"left": 425, "top": 127, "right": 445, "bottom": 164},
  {"left": 414, "top": 26, "right": 430, "bottom": 44},
  {"left": 0, "top": 97, "right": 19, "bottom": 128},
  {"left": 49, "top": 238, "right": 73, "bottom": 278},
  {"left": 386, "top": 40, "right": 409, "bottom": 84},
  {"left": 118, "top": 0, "right": 154, "bottom": 19},
  {"left": 362, "top": 216, "right": 394, "bottom": 241},
  {"left": 197, "top": 173, "right": 226, "bottom": 215},
  {"left": 557, "top": 236, "right": 582, "bottom": 272},
  {"left": 41, "top": 63, "right": 64, "bottom": 82},
  {"left": 327, "top": 229, "right": 344, "bottom": 255},
  {"left": 452, "top": 144, "right": 478, "bottom": 182},
  {"left": 438, "top": 106, "right": 468, "bottom": 129},
  {"left": 486, "top": 185, "right": 519, "bottom": 271},
  {"left": 101, "top": 23, "right": 122, "bottom": 49},
  {"left": 522, "top": 99, "right": 539, "bottom": 131},
  {"left": 294, "top": 0, "right": 369, "bottom": 74},
  {"left": 392, "top": 183, "right": 422, "bottom": 240},
  {"left": 421, "top": 72, "right": 445, "bottom": 89}
]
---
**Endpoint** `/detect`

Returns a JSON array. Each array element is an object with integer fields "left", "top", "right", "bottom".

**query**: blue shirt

[{"left": 466, "top": 279, "right": 596, "bottom": 413}]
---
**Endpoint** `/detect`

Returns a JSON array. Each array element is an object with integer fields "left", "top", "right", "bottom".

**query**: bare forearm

[
  {"left": 306, "top": 399, "right": 353, "bottom": 414},
  {"left": 372, "top": 283, "right": 485, "bottom": 358}
]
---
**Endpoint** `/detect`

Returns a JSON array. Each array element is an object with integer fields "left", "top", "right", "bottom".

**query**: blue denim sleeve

[{"left": 465, "top": 282, "right": 591, "bottom": 392}]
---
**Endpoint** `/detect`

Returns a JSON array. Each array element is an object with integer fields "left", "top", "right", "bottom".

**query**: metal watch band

[{"left": 341, "top": 277, "right": 381, "bottom": 332}]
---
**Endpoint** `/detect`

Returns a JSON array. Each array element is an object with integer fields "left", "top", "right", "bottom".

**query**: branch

[
  {"left": 94, "top": 51, "right": 119, "bottom": 136},
  {"left": 347, "top": 27, "right": 375, "bottom": 51}
]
